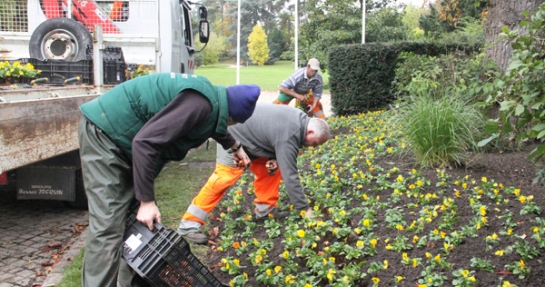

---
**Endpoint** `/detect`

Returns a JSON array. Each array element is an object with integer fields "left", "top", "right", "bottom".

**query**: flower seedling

[
  {"left": 470, "top": 257, "right": 495, "bottom": 273},
  {"left": 505, "top": 259, "right": 530, "bottom": 279},
  {"left": 452, "top": 269, "right": 478, "bottom": 286}
]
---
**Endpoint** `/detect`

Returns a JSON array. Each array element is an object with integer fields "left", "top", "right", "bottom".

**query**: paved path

[
  {"left": 0, "top": 180, "right": 88, "bottom": 287},
  {"left": 0, "top": 91, "right": 333, "bottom": 287}
]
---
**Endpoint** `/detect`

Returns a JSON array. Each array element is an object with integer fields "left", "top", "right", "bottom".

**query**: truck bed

[{"left": 0, "top": 85, "right": 100, "bottom": 173}]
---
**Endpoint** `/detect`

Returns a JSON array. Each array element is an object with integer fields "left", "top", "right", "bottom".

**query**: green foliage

[
  {"left": 130, "top": 65, "right": 149, "bottom": 79},
  {"left": 247, "top": 24, "right": 270, "bottom": 66},
  {"left": 365, "top": 7, "right": 409, "bottom": 43},
  {"left": 224, "top": 0, "right": 284, "bottom": 62},
  {"left": 403, "top": 4, "right": 427, "bottom": 40},
  {"left": 195, "top": 31, "right": 226, "bottom": 66},
  {"left": 418, "top": 0, "right": 487, "bottom": 40},
  {"left": 0, "top": 61, "right": 42, "bottom": 79},
  {"left": 419, "top": 5, "right": 443, "bottom": 38},
  {"left": 298, "top": 0, "right": 404, "bottom": 70},
  {"left": 479, "top": 4, "right": 545, "bottom": 185},
  {"left": 327, "top": 41, "right": 480, "bottom": 115},
  {"left": 390, "top": 50, "right": 493, "bottom": 167},
  {"left": 438, "top": 17, "right": 485, "bottom": 45},
  {"left": 392, "top": 92, "right": 484, "bottom": 168},
  {"left": 392, "top": 51, "right": 496, "bottom": 103}
]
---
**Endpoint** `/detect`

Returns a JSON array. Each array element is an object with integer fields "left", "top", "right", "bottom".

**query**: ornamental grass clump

[{"left": 393, "top": 93, "right": 484, "bottom": 168}]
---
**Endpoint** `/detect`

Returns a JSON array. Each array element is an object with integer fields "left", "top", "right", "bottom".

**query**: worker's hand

[
  {"left": 304, "top": 208, "right": 313, "bottom": 218},
  {"left": 137, "top": 201, "right": 161, "bottom": 230},
  {"left": 265, "top": 159, "right": 278, "bottom": 175},
  {"left": 233, "top": 148, "right": 251, "bottom": 170},
  {"left": 297, "top": 94, "right": 307, "bottom": 102},
  {"left": 309, "top": 104, "right": 317, "bottom": 112}
]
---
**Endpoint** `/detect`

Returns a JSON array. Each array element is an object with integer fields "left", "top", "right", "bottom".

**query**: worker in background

[
  {"left": 178, "top": 103, "right": 331, "bottom": 244},
  {"left": 78, "top": 73, "right": 260, "bottom": 287},
  {"left": 273, "top": 58, "right": 325, "bottom": 118}
]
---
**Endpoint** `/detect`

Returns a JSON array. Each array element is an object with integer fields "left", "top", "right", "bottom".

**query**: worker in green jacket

[{"left": 78, "top": 73, "right": 260, "bottom": 287}]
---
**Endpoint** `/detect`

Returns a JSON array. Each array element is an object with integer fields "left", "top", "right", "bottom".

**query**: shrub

[
  {"left": 393, "top": 51, "right": 497, "bottom": 104},
  {"left": 327, "top": 42, "right": 480, "bottom": 116},
  {"left": 479, "top": 4, "right": 545, "bottom": 185}
]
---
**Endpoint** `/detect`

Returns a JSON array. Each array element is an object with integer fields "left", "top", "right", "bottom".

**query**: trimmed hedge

[{"left": 327, "top": 42, "right": 480, "bottom": 116}]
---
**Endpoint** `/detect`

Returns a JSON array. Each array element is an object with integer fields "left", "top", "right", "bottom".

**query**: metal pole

[
  {"left": 236, "top": 0, "right": 241, "bottom": 84},
  {"left": 67, "top": 0, "right": 72, "bottom": 19},
  {"left": 93, "top": 25, "right": 104, "bottom": 89},
  {"left": 294, "top": 0, "right": 298, "bottom": 70},
  {"left": 361, "top": 0, "right": 366, "bottom": 44}
]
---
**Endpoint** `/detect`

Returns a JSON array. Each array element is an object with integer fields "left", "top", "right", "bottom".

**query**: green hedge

[{"left": 327, "top": 42, "right": 480, "bottom": 115}]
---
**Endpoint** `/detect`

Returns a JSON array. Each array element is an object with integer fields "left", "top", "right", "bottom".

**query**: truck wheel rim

[{"left": 41, "top": 29, "right": 79, "bottom": 60}]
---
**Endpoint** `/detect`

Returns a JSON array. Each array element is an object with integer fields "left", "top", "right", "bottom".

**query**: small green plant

[
  {"left": 0, "top": 61, "right": 41, "bottom": 81},
  {"left": 131, "top": 64, "right": 150, "bottom": 78},
  {"left": 513, "top": 240, "right": 541, "bottom": 261},
  {"left": 419, "top": 265, "right": 447, "bottom": 286},
  {"left": 388, "top": 235, "right": 413, "bottom": 252},
  {"left": 452, "top": 269, "right": 478, "bottom": 286},
  {"left": 505, "top": 260, "right": 530, "bottom": 279},
  {"left": 470, "top": 257, "right": 495, "bottom": 273}
]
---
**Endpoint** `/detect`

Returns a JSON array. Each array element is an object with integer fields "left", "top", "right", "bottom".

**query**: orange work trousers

[
  {"left": 273, "top": 90, "right": 325, "bottom": 118},
  {"left": 182, "top": 158, "right": 282, "bottom": 225}
]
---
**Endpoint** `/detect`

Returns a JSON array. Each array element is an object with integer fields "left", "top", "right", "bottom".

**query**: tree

[
  {"left": 366, "top": 7, "right": 408, "bottom": 43},
  {"left": 225, "top": 0, "right": 283, "bottom": 63},
  {"left": 266, "top": 27, "right": 288, "bottom": 64},
  {"left": 296, "top": 0, "right": 379, "bottom": 69},
  {"left": 247, "top": 24, "right": 270, "bottom": 66},
  {"left": 485, "top": 0, "right": 545, "bottom": 72}
]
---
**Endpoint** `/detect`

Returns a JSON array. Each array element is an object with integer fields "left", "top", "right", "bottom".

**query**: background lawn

[{"left": 195, "top": 60, "right": 330, "bottom": 92}]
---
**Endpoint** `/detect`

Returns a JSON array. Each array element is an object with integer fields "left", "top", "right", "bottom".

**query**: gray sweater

[{"left": 225, "top": 103, "right": 311, "bottom": 210}]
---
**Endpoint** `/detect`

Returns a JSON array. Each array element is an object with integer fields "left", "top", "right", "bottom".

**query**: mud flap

[{"left": 17, "top": 166, "right": 76, "bottom": 201}]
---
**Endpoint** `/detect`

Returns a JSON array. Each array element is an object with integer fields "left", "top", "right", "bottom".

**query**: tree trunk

[{"left": 485, "top": 0, "right": 545, "bottom": 72}]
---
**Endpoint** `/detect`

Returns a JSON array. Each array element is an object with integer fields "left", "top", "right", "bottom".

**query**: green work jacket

[{"left": 80, "top": 73, "right": 229, "bottom": 175}]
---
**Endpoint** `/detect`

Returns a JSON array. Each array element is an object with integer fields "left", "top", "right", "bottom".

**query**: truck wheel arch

[{"left": 29, "top": 18, "right": 92, "bottom": 61}]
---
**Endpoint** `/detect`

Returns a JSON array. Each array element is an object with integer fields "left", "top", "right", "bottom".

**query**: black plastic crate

[
  {"left": 123, "top": 212, "right": 227, "bottom": 287},
  {"left": 22, "top": 58, "right": 93, "bottom": 85},
  {"left": 104, "top": 60, "right": 126, "bottom": 84},
  {"left": 103, "top": 46, "right": 127, "bottom": 84}
]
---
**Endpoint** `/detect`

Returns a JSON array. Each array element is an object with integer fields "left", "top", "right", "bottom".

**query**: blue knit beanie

[{"left": 226, "top": 84, "right": 260, "bottom": 123}]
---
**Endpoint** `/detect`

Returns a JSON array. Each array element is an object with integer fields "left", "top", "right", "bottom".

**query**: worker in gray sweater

[{"left": 178, "top": 103, "right": 331, "bottom": 243}]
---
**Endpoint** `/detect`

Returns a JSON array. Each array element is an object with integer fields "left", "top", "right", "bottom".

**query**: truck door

[{"left": 178, "top": 1, "right": 194, "bottom": 73}]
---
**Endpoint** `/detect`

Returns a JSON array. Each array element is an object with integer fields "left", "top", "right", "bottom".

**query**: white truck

[{"left": 0, "top": 0, "right": 209, "bottom": 208}]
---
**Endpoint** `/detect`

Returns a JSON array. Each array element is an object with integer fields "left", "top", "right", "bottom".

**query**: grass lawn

[{"left": 195, "top": 60, "right": 330, "bottom": 92}]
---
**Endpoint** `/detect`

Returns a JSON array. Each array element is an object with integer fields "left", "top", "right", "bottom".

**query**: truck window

[
  {"left": 0, "top": 0, "right": 28, "bottom": 32},
  {"left": 181, "top": 4, "right": 191, "bottom": 47},
  {"left": 95, "top": 0, "right": 129, "bottom": 22}
]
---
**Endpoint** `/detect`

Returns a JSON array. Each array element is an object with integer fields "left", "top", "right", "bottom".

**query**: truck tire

[
  {"left": 29, "top": 18, "right": 92, "bottom": 61},
  {"left": 69, "top": 169, "right": 88, "bottom": 209}
]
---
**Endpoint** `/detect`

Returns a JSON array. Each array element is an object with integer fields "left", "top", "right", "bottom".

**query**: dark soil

[{"left": 202, "top": 132, "right": 544, "bottom": 287}]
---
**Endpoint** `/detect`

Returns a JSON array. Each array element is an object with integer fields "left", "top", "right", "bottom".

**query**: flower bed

[{"left": 204, "top": 111, "right": 544, "bottom": 287}]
